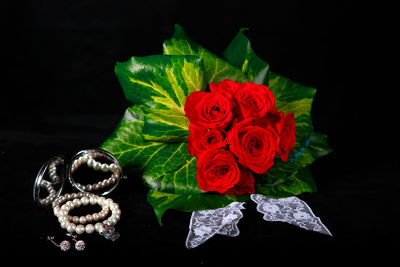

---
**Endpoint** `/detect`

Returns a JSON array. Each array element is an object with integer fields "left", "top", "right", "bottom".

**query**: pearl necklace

[
  {"left": 53, "top": 192, "right": 121, "bottom": 241},
  {"left": 69, "top": 150, "right": 122, "bottom": 195}
]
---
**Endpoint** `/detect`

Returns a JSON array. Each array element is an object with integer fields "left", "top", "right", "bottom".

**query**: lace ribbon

[{"left": 185, "top": 194, "right": 331, "bottom": 248}]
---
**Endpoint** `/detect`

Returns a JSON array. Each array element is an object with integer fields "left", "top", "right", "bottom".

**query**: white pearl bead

[
  {"left": 101, "top": 163, "right": 109, "bottom": 172},
  {"left": 97, "top": 197, "right": 106, "bottom": 205},
  {"left": 66, "top": 223, "right": 76, "bottom": 233},
  {"left": 81, "top": 196, "right": 89, "bottom": 205},
  {"left": 79, "top": 216, "right": 87, "bottom": 224},
  {"left": 113, "top": 209, "right": 121, "bottom": 216},
  {"left": 109, "top": 164, "right": 117, "bottom": 172},
  {"left": 95, "top": 223, "right": 104, "bottom": 233},
  {"left": 72, "top": 198, "right": 81, "bottom": 207},
  {"left": 60, "top": 221, "right": 68, "bottom": 229},
  {"left": 66, "top": 201, "right": 75, "bottom": 209},
  {"left": 85, "top": 224, "right": 95, "bottom": 234},
  {"left": 93, "top": 162, "right": 101, "bottom": 171},
  {"left": 109, "top": 217, "right": 117, "bottom": 225},
  {"left": 58, "top": 216, "right": 68, "bottom": 223},
  {"left": 106, "top": 198, "right": 114, "bottom": 205},
  {"left": 89, "top": 196, "right": 97, "bottom": 205},
  {"left": 76, "top": 225, "right": 85, "bottom": 235},
  {"left": 87, "top": 158, "right": 94, "bottom": 168},
  {"left": 110, "top": 203, "right": 119, "bottom": 210}
]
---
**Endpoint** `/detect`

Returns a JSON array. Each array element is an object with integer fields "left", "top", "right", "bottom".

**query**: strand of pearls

[
  {"left": 53, "top": 193, "right": 121, "bottom": 238},
  {"left": 70, "top": 152, "right": 120, "bottom": 192},
  {"left": 52, "top": 192, "right": 110, "bottom": 225},
  {"left": 48, "top": 158, "right": 62, "bottom": 183},
  {"left": 39, "top": 180, "right": 57, "bottom": 206}
]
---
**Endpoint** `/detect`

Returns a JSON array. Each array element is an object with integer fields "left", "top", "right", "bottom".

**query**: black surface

[{"left": 1, "top": 0, "right": 398, "bottom": 264}]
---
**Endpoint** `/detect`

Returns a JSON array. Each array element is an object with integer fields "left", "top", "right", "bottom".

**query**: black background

[{"left": 1, "top": 0, "right": 398, "bottom": 264}]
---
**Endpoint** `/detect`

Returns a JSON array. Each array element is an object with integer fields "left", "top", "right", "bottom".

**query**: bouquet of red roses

[
  {"left": 185, "top": 80, "right": 295, "bottom": 195},
  {"left": 101, "top": 25, "right": 331, "bottom": 225}
]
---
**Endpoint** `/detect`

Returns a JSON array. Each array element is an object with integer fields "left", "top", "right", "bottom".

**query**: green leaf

[
  {"left": 100, "top": 105, "right": 203, "bottom": 194},
  {"left": 269, "top": 72, "right": 316, "bottom": 117},
  {"left": 308, "top": 131, "right": 332, "bottom": 160},
  {"left": 223, "top": 28, "right": 270, "bottom": 85},
  {"left": 163, "top": 24, "right": 249, "bottom": 84},
  {"left": 147, "top": 189, "right": 249, "bottom": 226},
  {"left": 254, "top": 131, "right": 331, "bottom": 197},
  {"left": 115, "top": 54, "right": 206, "bottom": 142},
  {"left": 255, "top": 166, "right": 317, "bottom": 198}
]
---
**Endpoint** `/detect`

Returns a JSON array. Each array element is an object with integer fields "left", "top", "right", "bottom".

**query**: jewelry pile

[{"left": 34, "top": 149, "right": 125, "bottom": 251}]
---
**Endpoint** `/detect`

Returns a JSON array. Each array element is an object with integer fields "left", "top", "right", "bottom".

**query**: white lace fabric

[
  {"left": 185, "top": 202, "right": 245, "bottom": 249},
  {"left": 250, "top": 194, "right": 332, "bottom": 236},
  {"left": 185, "top": 194, "right": 331, "bottom": 248}
]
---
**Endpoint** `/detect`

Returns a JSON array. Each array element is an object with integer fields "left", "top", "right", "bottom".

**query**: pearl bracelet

[
  {"left": 52, "top": 192, "right": 110, "bottom": 225},
  {"left": 54, "top": 193, "right": 121, "bottom": 241}
]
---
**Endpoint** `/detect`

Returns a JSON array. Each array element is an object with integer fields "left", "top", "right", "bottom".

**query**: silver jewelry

[
  {"left": 66, "top": 233, "right": 86, "bottom": 251},
  {"left": 46, "top": 236, "right": 71, "bottom": 251}
]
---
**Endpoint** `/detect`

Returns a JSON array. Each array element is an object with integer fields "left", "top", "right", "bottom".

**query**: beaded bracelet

[{"left": 53, "top": 193, "right": 121, "bottom": 241}]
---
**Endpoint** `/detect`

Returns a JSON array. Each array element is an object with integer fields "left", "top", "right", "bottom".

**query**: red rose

[
  {"left": 224, "top": 166, "right": 255, "bottom": 195},
  {"left": 209, "top": 79, "right": 244, "bottom": 99},
  {"left": 233, "top": 83, "right": 275, "bottom": 120},
  {"left": 184, "top": 91, "right": 234, "bottom": 129},
  {"left": 196, "top": 150, "right": 241, "bottom": 194},
  {"left": 277, "top": 112, "right": 296, "bottom": 162},
  {"left": 228, "top": 117, "right": 281, "bottom": 174},
  {"left": 187, "top": 124, "right": 228, "bottom": 158},
  {"left": 210, "top": 80, "right": 275, "bottom": 120}
]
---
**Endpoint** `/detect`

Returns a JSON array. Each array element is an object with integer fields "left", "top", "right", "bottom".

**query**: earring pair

[{"left": 46, "top": 234, "right": 86, "bottom": 251}]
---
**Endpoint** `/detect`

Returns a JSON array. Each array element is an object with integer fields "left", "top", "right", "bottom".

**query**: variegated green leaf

[
  {"left": 163, "top": 24, "right": 248, "bottom": 84},
  {"left": 254, "top": 131, "right": 331, "bottom": 198},
  {"left": 223, "top": 28, "right": 270, "bottom": 85},
  {"left": 255, "top": 167, "right": 317, "bottom": 198},
  {"left": 100, "top": 105, "right": 202, "bottom": 195},
  {"left": 147, "top": 189, "right": 249, "bottom": 225},
  {"left": 115, "top": 55, "right": 206, "bottom": 142}
]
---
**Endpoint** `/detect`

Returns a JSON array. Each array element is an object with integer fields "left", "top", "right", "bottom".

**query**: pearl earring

[
  {"left": 46, "top": 236, "right": 71, "bottom": 251},
  {"left": 66, "top": 233, "right": 86, "bottom": 251}
]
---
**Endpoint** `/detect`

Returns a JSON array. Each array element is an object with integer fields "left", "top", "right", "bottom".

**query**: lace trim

[
  {"left": 185, "top": 202, "right": 245, "bottom": 249},
  {"left": 250, "top": 194, "right": 332, "bottom": 236},
  {"left": 185, "top": 194, "right": 332, "bottom": 248}
]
